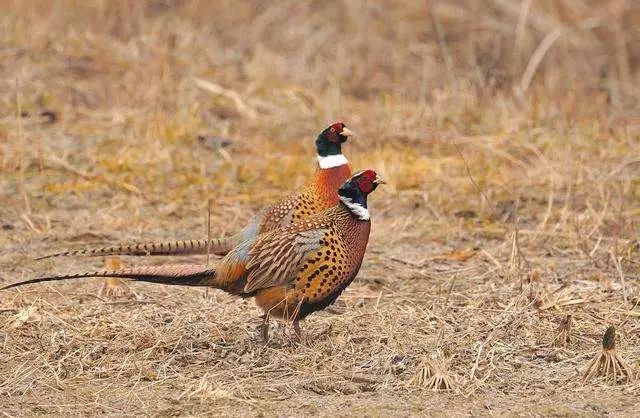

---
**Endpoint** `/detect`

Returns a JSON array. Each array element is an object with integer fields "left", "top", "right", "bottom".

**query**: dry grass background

[{"left": 1, "top": 0, "right": 640, "bottom": 416}]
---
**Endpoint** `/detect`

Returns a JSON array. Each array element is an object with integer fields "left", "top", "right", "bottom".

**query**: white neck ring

[
  {"left": 339, "top": 195, "right": 370, "bottom": 220},
  {"left": 317, "top": 154, "right": 348, "bottom": 169}
]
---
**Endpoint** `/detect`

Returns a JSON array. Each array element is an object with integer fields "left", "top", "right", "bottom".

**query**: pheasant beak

[
  {"left": 339, "top": 127, "right": 354, "bottom": 138},
  {"left": 373, "top": 177, "right": 386, "bottom": 185}
]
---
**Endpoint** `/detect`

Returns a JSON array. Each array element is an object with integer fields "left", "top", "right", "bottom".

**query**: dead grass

[
  {"left": 582, "top": 326, "right": 633, "bottom": 384},
  {"left": 1, "top": 1, "right": 640, "bottom": 416}
]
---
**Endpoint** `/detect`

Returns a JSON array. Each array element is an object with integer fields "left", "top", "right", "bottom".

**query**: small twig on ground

[
  {"left": 410, "top": 352, "right": 456, "bottom": 391},
  {"left": 517, "top": 27, "right": 564, "bottom": 96},
  {"left": 452, "top": 140, "right": 497, "bottom": 219},
  {"left": 205, "top": 198, "right": 214, "bottom": 299},
  {"left": 582, "top": 326, "right": 633, "bottom": 384},
  {"left": 192, "top": 78, "right": 258, "bottom": 119},
  {"left": 206, "top": 198, "right": 213, "bottom": 267},
  {"left": 552, "top": 314, "right": 572, "bottom": 347},
  {"left": 610, "top": 251, "right": 628, "bottom": 304},
  {"left": 46, "top": 154, "right": 144, "bottom": 197}
]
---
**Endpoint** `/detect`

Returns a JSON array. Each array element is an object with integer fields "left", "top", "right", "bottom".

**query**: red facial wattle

[
  {"left": 356, "top": 170, "right": 378, "bottom": 194},
  {"left": 328, "top": 122, "right": 346, "bottom": 143}
]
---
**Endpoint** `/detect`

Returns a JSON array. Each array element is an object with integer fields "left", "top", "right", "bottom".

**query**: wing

[
  {"left": 258, "top": 192, "right": 300, "bottom": 232},
  {"left": 242, "top": 226, "right": 330, "bottom": 293}
]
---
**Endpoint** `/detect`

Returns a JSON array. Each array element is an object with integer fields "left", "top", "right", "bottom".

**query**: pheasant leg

[
  {"left": 261, "top": 314, "right": 270, "bottom": 342},
  {"left": 293, "top": 320, "right": 302, "bottom": 340}
]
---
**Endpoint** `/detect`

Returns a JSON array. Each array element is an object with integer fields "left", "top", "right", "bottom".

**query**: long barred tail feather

[
  {"left": 1, "top": 264, "right": 216, "bottom": 291},
  {"left": 35, "top": 237, "right": 237, "bottom": 260}
]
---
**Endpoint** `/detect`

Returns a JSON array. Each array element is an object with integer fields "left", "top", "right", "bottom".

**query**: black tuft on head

[
  {"left": 338, "top": 169, "right": 382, "bottom": 209},
  {"left": 315, "top": 122, "right": 350, "bottom": 156}
]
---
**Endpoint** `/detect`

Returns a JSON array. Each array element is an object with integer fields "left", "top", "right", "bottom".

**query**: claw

[
  {"left": 100, "top": 277, "right": 130, "bottom": 299},
  {"left": 99, "top": 258, "right": 131, "bottom": 299}
]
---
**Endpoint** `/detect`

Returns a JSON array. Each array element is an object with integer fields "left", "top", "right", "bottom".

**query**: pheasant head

[
  {"left": 316, "top": 122, "right": 353, "bottom": 168},
  {"left": 338, "top": 169, "right": 385, "bottom": 220}
]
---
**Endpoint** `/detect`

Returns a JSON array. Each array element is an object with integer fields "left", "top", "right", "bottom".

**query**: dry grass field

[{"left": 1, "top": 1, "right": 640, "bottom": 416}]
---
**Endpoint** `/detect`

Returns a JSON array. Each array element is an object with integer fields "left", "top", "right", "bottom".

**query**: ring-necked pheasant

[
  {"left": 3, "top": 170, "right": 384, "bottom": 340},
  {"left": 36, "top": 122, "right": 354, "bottom": 261}
]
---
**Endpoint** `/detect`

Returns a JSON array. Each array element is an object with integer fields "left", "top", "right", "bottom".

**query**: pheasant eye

[{"left": 356, "top": 177, "right": 373, "bottom": 193}]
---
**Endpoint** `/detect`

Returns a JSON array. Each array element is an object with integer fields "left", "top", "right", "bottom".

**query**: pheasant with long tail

[
  {"left": 3, "top": 170, "right": 384, "bottom": 340},
  {"left": 37, "top": 122, "right": 354, "bottom": 260}
]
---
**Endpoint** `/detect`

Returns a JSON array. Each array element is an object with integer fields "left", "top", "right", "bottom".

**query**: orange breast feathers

[
  {"left": 314, "top": 164, "right": 352, "bottom": 205},
  {"left": 254, "top": 286, "right": 302, "bottom": 321}
]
